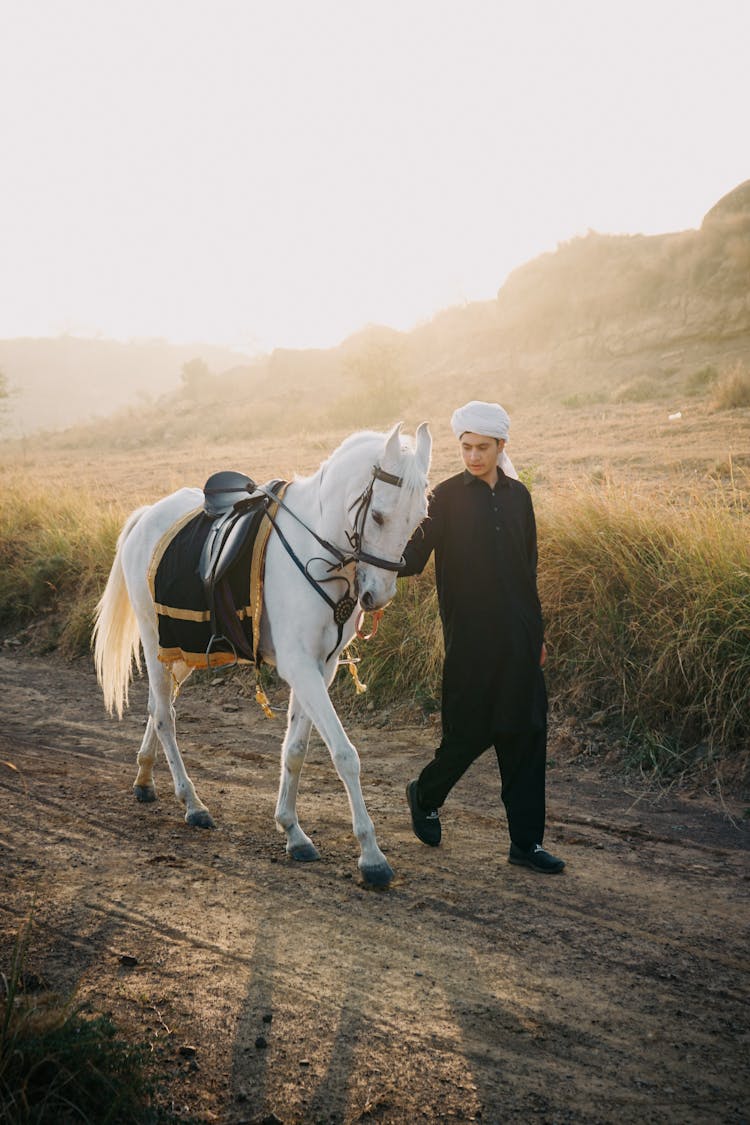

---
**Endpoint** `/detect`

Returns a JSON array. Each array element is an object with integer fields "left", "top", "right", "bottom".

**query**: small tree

[
  {"left": 0, "top": 368, "right": 14, "bottom": 433},
  {"left": 180, "top": 357, "right": 212, "bottom": 399},
  {"left": 332, "top": 336, "right": 411, "bottom": 427}
]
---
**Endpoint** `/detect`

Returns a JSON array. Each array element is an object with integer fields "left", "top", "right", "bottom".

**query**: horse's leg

[
  {"left": 275, "top": 692, "right": 319, "bottom": 862},
  {"left": 285, "top": 661, "right": 393, "bottom": 887},
  {"left": 133, "top": 660, "right": 193, "bottom": 804},
  {"left": 133, "top": 716, "right": 158, "bottom": 802},
  {"left": 139, "top": 640, "right": 214, "bottom": 827}
]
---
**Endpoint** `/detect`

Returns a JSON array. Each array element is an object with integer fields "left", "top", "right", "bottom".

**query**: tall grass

[
  {"left": 0, "top": 478, "right": 747, "bottom": 781},
  {"left": 347, "top": 483, "right": 749, "bottom": 780},
  {"left": 0, "top": 484, "right": 122, "bottom": 654},
  {"left": 712, "top": 360, "right": 750, "bottom": 409},
  {"left": 347, "top": 568, "right": 444, "bottom": 710},
  {"left": 535, "top": 484, "right": 749, "bottom": 771}
]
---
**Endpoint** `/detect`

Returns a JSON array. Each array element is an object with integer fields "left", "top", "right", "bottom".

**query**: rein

[{"left": 257, "top": 465, "right": 405, "bottom": 659}]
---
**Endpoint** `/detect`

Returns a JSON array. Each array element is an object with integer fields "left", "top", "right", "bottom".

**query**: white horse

[{"left": 93, "top": 422, "right": 432, "bottom": 886}]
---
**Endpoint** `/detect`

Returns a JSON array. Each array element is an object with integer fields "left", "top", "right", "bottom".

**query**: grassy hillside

[{"left": 1, "top": 181, "right": 748, "bottom": 446}]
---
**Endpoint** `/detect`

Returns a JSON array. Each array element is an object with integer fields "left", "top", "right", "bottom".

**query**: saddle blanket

[{"left": 148, "top": 499, "right": 277, "bottom": 670}]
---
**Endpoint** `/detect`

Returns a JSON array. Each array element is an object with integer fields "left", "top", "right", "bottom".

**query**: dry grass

[
  {"left": 0, "top": 484, "right": 121, "bottom": 654},
  {"left": 0, "top": 395, "right": 748, "bottom": 783},
  {"left": 536, "top": 483, "right": 750, "bottom": 773},
  {"left": 712, "top": 360, "right": 750, "bottom": 409},
  {"left": 337, "top": 481, "right": 749, "bottom": 779}
]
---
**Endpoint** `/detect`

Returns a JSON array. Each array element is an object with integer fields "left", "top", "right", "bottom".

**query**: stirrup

[{"left": 205, "top": 634, "right": 238, "bottom": 669}]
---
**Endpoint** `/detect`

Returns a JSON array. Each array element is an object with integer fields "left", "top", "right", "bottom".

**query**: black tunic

[{"left": 400, "top": 468, "right": 547, "bottom": 740}]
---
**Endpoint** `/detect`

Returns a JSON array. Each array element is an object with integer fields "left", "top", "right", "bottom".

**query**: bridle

[
  {"left": 257, "top": 465, "right": 407, "bottom": 658},
  {"left": 343, "top": 465, "right": 406, "bottom": 571}
]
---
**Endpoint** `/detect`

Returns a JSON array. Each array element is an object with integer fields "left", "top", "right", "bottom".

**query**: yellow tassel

[
  {"left": 345, "top": 658, "right": 368, "bottom": 694},
  {"left": 255, "top": 683, "right": 276, "bottom": 719}
]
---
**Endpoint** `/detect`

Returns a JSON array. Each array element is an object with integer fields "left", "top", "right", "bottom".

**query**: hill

[
  {"left": 1, "top": 181, "right": 748, "bottom": 446},
  {"left": 122, "top": 177, "right": 750, "bottom": 443},
  {"left": 0, "top": 336, "right": 252, "bottom": 435}
]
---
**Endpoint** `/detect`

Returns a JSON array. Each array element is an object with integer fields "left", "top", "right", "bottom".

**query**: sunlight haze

[{"left": 2, "top": 0, "right": 748, "bottom": 353}]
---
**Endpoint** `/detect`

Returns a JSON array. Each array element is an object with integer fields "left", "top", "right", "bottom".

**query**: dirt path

[{"left": 1, "top": 650, "right": 748, "bottom": 1124}]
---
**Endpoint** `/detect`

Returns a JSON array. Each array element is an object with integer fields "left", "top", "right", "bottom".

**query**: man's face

[{"left": 460, "top": 432, "right": 503, "bottom": 483}]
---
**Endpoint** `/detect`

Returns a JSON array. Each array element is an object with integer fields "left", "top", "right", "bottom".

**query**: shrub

[
  {"left": 1, "top": 920, "right": 160, "bottom": 1124},
  {"left": 561, "top": 390, "right": 609, "bottom": 408},
  {"left": 685, "top": 365, "right": 718, "bottom": 395},
  {"left": 712, "top": 362, "right": 750, "bottom": 409},
  {"left": 612, "top": 376, "right": 661, "bottom": 403}
]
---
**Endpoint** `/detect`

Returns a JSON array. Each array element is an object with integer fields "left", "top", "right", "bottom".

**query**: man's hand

[{"left": 540, "top": 641, "right": 547, "bottom": 668}]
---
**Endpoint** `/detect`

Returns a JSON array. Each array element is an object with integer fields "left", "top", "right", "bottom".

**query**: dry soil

[{"left": 1, "top": 649, "right": 748, "bottom": 1124}]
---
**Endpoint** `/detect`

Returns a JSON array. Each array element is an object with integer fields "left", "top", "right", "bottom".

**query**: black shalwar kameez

[{"left": 399, "top": 468, "right": 548, "bottom": 849}]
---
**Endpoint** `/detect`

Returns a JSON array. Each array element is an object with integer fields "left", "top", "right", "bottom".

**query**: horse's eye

[{"left": 371, "top": 510, "right": 384, "bottom": 527}]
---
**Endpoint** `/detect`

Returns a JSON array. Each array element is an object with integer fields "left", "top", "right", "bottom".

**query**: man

[{"left": 399, "top": 400, "right": 565, "bottom": 874}]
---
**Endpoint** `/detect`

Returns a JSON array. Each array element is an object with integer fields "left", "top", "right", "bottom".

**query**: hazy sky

[{"left": 2, "top": 1, "right": 748, "bottom": 354}]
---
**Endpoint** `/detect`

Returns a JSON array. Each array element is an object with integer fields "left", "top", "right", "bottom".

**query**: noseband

[{"left": 258, "top": 464, "right": 407, "bottom": 658}]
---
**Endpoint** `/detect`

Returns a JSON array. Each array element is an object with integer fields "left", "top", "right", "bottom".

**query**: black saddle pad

[{"left": 154, "top": 509, "right": 262, "bottom": 667}]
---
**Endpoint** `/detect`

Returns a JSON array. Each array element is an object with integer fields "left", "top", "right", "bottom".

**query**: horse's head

[{"left": 352, "top": 421, "right": 432, "bottom": 612}]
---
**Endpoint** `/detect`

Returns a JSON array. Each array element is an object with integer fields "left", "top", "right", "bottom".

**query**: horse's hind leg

[
  {"left": 133, "top": 660, "right": 192, "bottom": 804},
  {"left": 141, "top": 649, "right": 214, "bottom": 827},
  {"left": 275, "top": 692, "right": 319, "bottom": 861},
  {"left": 133, "top": 717, "right": 158, "bottom": 802}
]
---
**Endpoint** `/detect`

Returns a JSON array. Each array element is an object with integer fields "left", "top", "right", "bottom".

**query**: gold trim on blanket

[
  {"left": 157, "top": 646, "right": 253, "bottom": 669},
  {"left": 148, "top": 506, "right": 203, "bottom": 598},
  {"left": 153, "top": 604, "right": 211, "bottom": 623}
]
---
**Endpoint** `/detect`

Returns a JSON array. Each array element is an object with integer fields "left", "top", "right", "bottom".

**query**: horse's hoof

[
  {"left": 288, "top": 842, "right": 321, "bottom": 862},
  {"left": 186, "top": 809, "right": 216, "bottom": 829},
  {"left": 133, "top": 784, "right": 157, "bottom": 803},
  {"left": 359, "top": 860, "right": 395, "bottom": 888}
]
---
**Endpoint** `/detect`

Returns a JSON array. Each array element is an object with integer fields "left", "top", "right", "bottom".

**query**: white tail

[{"left": 92, "top": 507, "right": 148, "bottom": 718}]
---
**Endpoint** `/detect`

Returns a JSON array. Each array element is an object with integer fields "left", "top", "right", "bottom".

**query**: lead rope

[{"left": 355, "top": 608, "right": 384, "bottom": 641}]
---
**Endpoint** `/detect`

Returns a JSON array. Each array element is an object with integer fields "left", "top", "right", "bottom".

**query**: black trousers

[{"left": 416, "top": 725, "right": 547, "bottom": 850}]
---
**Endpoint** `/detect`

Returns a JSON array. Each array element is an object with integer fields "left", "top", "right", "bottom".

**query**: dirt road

[{"left": 1, "top": 650, "right": 748, "bottom": 1124}]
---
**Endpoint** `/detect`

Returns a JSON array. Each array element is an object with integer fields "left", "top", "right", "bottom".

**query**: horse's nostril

[{"left": 361, "top": 590, "right": 374, "bottom": 610}]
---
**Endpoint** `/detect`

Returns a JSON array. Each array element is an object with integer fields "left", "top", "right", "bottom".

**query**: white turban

[{"left": 450, "top": 400, "right": 518, "bottom": 480}]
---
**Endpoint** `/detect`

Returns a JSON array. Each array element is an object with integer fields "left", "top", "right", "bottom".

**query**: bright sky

[{"left": 1, "top": 0, "right": 748, "bottom": 354}]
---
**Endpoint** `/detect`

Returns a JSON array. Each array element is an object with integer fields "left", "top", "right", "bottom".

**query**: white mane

[{"left": 305, "top": 427, "right": 429, "bottom": 502}]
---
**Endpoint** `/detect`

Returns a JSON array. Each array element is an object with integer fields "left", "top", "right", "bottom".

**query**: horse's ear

[
  {"left": 382, "top": 421, "right": 404, "bottom": 466},
  {"left": 415, "top": 422, "right": 432, "bottom": 475}
]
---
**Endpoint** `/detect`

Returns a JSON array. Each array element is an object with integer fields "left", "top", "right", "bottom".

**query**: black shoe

[
  {"left": 509, "top": 842, "right": 565, "bottom": 874},
  {"left": 405, "top": 780, "right": 441, "bottom": 847}
]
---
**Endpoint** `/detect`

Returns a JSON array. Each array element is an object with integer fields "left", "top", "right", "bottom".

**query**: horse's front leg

[
  {"left": 285, "top": 660, "right": 393, "bottom": 887},
  {"left": 275, "top": 692, "right": 319, "bottom": 862}
]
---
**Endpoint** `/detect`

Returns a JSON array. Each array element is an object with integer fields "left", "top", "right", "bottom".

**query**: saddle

[{"left": 199, "top": 471, "right": 285, "bottom": 664}]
